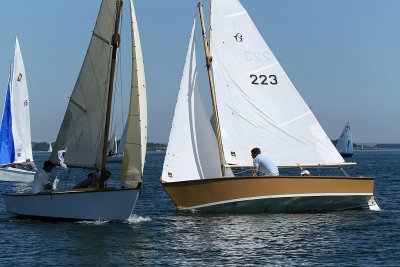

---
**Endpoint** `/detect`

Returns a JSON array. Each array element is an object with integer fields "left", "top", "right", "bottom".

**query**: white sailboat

[
  {"left": 106, "top": 127, "right": 124, "bottom": 163},
  {"left": 5, "top": 0, "right": 147, "bottom": 220},
  {"left": 48, "top": 142, "right": 52, "bottom": 153},
  {"left": 0, "top": 37, "right": 35, "bottom": 183},
  {"left": 161, "top": 0, "right": 376, "bottom": 213},
  {"left": 335, "top": 121, "right": 354, "bottom": 157}
]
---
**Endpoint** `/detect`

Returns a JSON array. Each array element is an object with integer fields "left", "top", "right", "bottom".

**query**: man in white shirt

[
  {"left": 251, "top": 147, "right": 279, "bottom": 176},
  {"left": 31, "top": 160, "right": 54, "bottom": 193}
]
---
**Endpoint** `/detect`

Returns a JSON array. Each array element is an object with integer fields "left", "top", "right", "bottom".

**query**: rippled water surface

[{"left": 0, "top": 151, "right": 399, "bottom": 266}]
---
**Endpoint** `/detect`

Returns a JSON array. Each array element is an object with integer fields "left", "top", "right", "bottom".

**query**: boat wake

[
  {"left": 76, "top": 219, "right": 109, "bottom": 225},
  {"left": 125, "top": 214, "right": 151, "bottom": 224}
]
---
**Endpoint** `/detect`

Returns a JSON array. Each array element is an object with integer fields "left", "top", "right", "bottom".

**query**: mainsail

[
  {"left": 50, "top": 0, "right": 118, "bottom": 169},
  {"left": 0, "top": 38, "right": 33, "bottom": 165},
  {"left": 119, "top": 0, "right": 148, "bottom": 187},
  {"left": 335, "top": 121, "right": 353, "bottom": 155},
  {"left": 210, "top": 0, "right": 344, "bottom": 167},
  {"left": 162, "top": 19, "right": 222, "bottom": 183}
]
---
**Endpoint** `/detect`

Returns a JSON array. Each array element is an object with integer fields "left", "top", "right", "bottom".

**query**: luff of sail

[
  {"left": 50, "top": 0, "right": 118, "bottom": 169},
  {"left": 119, "top": 0, "right": 148, "bottom": 188},
  {"left": 161, "top": 19, "right": 222, "bottom": 183},
  {"left": 210, "top": 0, "right": 344, "bottom": 167},
  {"left": 11, "top": 38, "right": 33, "bottom": 163}
]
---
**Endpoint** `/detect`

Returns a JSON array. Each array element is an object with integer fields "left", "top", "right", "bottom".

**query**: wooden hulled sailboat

[
  {"left": 335, "top": 121, "right": 354, "bottom": 157},
  {"left": 0, "top": 38, "right": 35, "bottom": 183},
  {"left": 5, "top": 0, "right": 147, "bottom": 220},
  {"left": 161, "top": 0, "right": 376, "bottom": 213}
]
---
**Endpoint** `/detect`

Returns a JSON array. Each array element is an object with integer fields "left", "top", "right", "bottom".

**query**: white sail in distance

[
  {"left": 162, "top": 19, "right": 222, "bottom": 183},
  {"left": 119, "top": 0, "right": 148, "bottom": 187},
  {"left": 50, "top": 0, "right": 117, "bottom": 169},
  {"left": 11, "top": 37, "right": 33, "bottom": 163},
  {"left": 211, "top": 0, "right": 344, "bottom": 167}
]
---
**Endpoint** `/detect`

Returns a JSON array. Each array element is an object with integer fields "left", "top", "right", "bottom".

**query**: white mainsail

[
  {"left": 162, "top": 19, "right": 222, "bottom": 183},
  {"left": 211, "top": 0, "right": 344, "bottom": 167},
  {"left": 119, "top": 0, "right": 148, "bottom": 187},
  {"left": 50, "top": 0, "right": 117, "bottom": 169},
  {"left": 11, "top": 37, "right": 33, "bottom": 163}
]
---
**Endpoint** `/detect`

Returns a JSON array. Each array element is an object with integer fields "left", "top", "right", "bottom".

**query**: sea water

[{"left": 0, "top": 151, "right": 399, "bottom": 266}]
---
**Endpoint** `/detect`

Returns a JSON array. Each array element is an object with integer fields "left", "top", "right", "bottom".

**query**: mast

[
  {"left": 198, "top": 2, "right": 226, "bottom": 176},
  {"left": 101, "top": 0, "right": 123, "bottom": 173}
]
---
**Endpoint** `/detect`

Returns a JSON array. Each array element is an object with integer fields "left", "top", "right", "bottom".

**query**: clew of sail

[
  {"left": 161, "top": 19, "right": 222, "bottom": 183},
  {"left": 211, "top": 0, "right": 344, "bottom": 167},
  {"left": 119, "top": 0, "right": 148, "bottom": 188},
  {"left": 49, "top": 0, "right": 118, "bottom": 169}
]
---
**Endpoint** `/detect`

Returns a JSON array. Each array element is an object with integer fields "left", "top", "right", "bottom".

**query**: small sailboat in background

[
  {"left": 161, "top": 0, "right": 376, "bottom": 213},
  {"left": 335, "top": 121, "right": 354, "bottom": 157},
  {"left": 5, "top": 0, "right": 147, "bottom": 220},
  {"left": 106, "top": 127, "right": 124, "bottom": 163},
  {"left": 48, "top": 142, "right": 52, "bottom": 153},
  {"left": 0, "top": 37, "right": 35, "bottom": 183}
]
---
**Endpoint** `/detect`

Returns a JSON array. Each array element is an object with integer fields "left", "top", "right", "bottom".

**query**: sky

[{"left": 0, "top": 0, "right": 399, "bottom": 144}]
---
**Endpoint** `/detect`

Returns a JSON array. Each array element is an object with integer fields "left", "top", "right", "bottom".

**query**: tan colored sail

[
  {"left": 119, "top": 0, "right": 147, "bottom": 188},
  {"left": 50, "top": 0, "right": 118, "bottom": 169}
]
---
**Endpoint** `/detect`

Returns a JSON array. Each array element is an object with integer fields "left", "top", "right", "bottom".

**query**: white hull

[
  {"left": 0, "top": 167, "right": 34, "bottom": 183},
  {"left": 5, "top": 188, "right": 140, "bottom": 221}
]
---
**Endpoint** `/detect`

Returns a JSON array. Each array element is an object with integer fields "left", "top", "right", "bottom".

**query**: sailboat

[
  {"left": 335, "top": 121, "right": 354, "bottom": 157},
  {"left": 0, "top": 37, "right": 35, "bottom": 183},
  {"left": 161, "top": 0, "right": 376, "bottom": 213},
  {"left": 48, "top": 142, "right": 52, "bottom": 153},
  {"left": 106, "top": 127, "right": 124, "bottom": 163},
  {"left": 5, "top": 0, "right": 147, "bottom": 220}
]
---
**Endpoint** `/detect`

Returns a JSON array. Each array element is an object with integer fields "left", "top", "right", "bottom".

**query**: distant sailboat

[
  {"left": 107, "top": 125, "right": 125, "bottom": 163},
  {"left": 161, "top": 0, "right": 376, "bottom": 213},
  {"left": 48, "top": 142, "right": 53, "bottom": 153},
  {"left": 5, "top": 0, "right": 147, "bottom": 220},
  {"left": 0, "top": 37, "right": 35, "bottom": 183},
  {"left": 336, "top": 121, "right": 354, "bottom": 157}
]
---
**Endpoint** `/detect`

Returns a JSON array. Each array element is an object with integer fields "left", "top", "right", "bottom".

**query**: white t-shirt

[
  {"left": 31, "top": 169, "right": 50, "bottom": 193},
  {"left": 253, "top": 154, "right": 279, "bottom": 176}
]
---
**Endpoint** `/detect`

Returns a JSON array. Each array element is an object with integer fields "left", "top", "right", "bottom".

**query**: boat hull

[
  {"left": 161, "top": 176, "right": 374, "bottom": 213},
  {"left": 0, "top": 167, "right": 34, "bottom": 183},
  {"left": 5, "top": 188, "right": 140, "bottom": 221}
]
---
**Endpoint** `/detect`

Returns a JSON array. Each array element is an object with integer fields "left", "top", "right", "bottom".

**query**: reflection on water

[{"left": 0, "top": 151, "right": 399, "bottom": 265}]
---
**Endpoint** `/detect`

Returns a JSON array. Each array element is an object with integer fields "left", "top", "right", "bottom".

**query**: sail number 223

[{"left": 250, "top": 74, "right": 278, "bottom": 85}]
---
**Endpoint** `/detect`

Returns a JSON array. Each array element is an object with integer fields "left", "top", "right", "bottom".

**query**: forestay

[
  {"left": 50, "top": 0, "right": 117, "bottom": 169},
  {"left": 211, "top": 0, "right": 344, "bottom": 167},
  {"left": 162, "top": 19, "right": 221, "bottom": 183},
  {"left": 119, "top": 0, "right": 148, "bottom": 188}
]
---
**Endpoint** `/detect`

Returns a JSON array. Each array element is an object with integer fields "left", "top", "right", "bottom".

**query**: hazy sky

[{"left": 0, "top": 0, "right": 399, "bottom": 143}]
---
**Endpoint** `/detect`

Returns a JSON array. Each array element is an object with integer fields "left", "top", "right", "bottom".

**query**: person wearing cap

[
  {"left": 31, "top": 160, "right": 54, "bottom": 193},
  {"left": 251, "top": 147, "right": 279, "bottom": 176}
]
